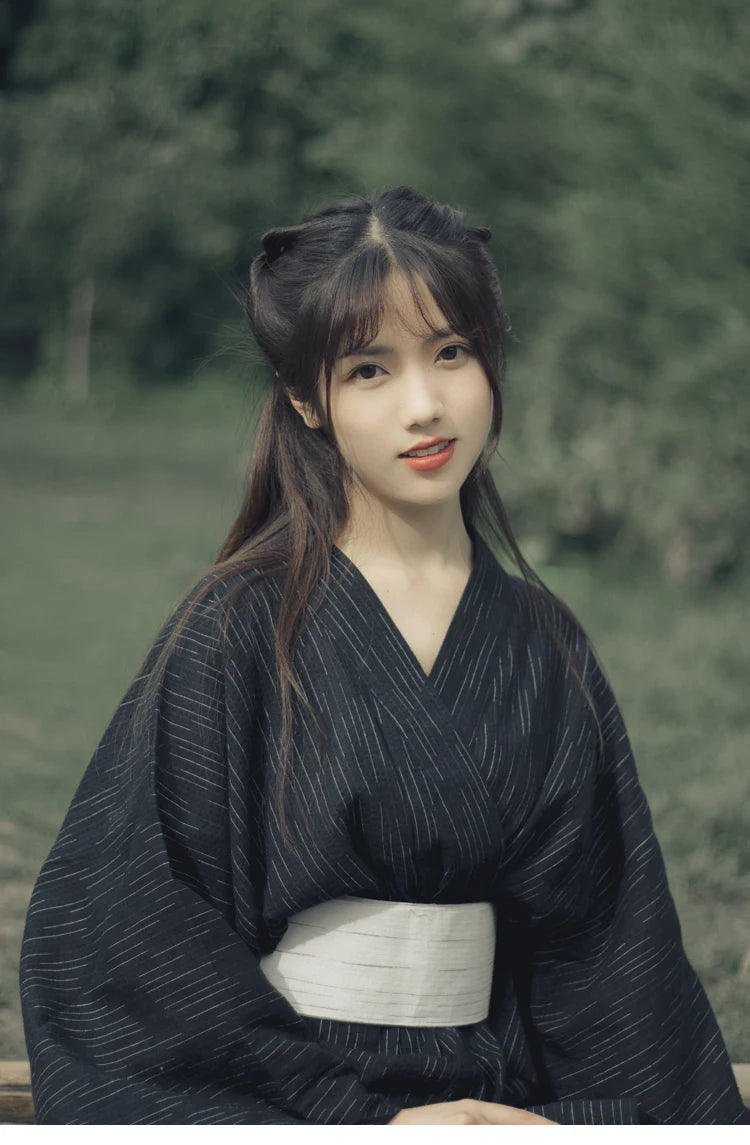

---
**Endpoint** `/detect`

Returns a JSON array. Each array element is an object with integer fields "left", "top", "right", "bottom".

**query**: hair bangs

[
  {"left": 395, "top": 238, "right": 504, "bottom": 375},
  {"left": 287, "top": 244, "right": 393, "bottom": 425},
  {"left": 322, "top": 245, "right": 395, "bottom": 388}
]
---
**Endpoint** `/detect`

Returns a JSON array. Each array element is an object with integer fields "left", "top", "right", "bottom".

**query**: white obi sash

[{"left": 259, "top": 896, "right": 496, "bottom": 1027}]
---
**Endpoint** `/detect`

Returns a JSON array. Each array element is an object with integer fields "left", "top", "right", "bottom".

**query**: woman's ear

[{"left": 288, "top": 395, "right": 322, "bottom": 430}]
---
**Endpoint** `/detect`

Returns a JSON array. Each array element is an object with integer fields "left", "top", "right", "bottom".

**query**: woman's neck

[{"left": 334, "top": 498, "right": 474, "bottom": 582}]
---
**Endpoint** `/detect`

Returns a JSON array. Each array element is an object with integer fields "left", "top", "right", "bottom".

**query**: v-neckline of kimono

[{"left": 330, "top": 533, "right": 481, "bottom": 685}]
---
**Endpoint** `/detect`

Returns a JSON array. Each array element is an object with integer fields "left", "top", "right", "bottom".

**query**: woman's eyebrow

[{"left": 338, "top": 326, "right": 456, "bottom": 361}]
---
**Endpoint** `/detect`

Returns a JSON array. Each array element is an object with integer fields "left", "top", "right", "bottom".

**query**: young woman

[{"left": 21, "top": 186, "right": 748, "bottom": 1125}]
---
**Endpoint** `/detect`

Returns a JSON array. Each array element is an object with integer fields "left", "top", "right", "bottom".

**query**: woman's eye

[
  {"left": 439, "top": 343, "right": 471, "bottom": 363},
  {"left": 349, "top": 363, "right": 384, "bottom": 381}
]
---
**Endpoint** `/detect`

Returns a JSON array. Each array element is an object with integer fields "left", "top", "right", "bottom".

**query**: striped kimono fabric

[{"left": 20, "top": 530, "right": 750, "bottom": 1124}]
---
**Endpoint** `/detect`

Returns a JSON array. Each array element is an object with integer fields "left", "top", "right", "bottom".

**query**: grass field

[{"left": 1, "top": 380, "right": 748, "bottom": 1066}]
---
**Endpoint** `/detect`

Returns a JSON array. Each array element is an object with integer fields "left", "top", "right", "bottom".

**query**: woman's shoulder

[
  {"left": 159, "top": 558, "right": 284, "bottom": 664},
  {"left": 476, "top": 535, "right": 571, "bottom": 628},
  {"left": 478, "top": 539, "right": 596, "bottom": 674},
  {"left": 183, "top": 558, "right": 282, "bottom": 615}
]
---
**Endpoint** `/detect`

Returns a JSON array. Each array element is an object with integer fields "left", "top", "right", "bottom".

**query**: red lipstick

[{"left": 399, "top": 437, "right": 456, "bottom": 472}]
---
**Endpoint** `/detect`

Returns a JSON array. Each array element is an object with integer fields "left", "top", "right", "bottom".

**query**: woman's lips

[{"left": 400, "top": 439, "right": 456, "bottom": 471}]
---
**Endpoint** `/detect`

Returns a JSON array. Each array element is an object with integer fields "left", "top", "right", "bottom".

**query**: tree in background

[
  {"left": 1, "top": 0, "right": 748, "bottom": 580},
  {"left": 2, "top": 0, "right": 260, "bottom": 395},
  {"left": 0, "top": 0, "right": 580, "bottom": 391},
  {"left": 496, "top": 0, "right": 750, "bottom": 580}
]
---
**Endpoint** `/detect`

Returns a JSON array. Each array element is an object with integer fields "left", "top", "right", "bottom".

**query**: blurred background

[{"left": 1, "top": 0, "right": 748, "bottom": 1066}]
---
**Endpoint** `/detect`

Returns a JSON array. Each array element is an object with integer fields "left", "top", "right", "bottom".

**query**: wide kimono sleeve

[
  {"left": 19, "top": 581, "right": 403, "bottom": 1125},
  {"left": 499, "top": 621, "right": 749, "bottom": 1126}
]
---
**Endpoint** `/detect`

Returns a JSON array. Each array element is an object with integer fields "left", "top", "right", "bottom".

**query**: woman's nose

[{"left": 401, "top": 369, "right": 444, "bottom": 427}]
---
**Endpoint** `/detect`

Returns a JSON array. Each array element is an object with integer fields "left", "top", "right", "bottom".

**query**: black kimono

[{"left": 20, "top": 529, "right": 749, "bottom": 1124}]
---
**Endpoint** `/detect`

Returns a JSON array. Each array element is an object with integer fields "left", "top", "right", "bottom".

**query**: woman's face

[{"left": 292, "top": 270, "right": 494, "bottom": 522}]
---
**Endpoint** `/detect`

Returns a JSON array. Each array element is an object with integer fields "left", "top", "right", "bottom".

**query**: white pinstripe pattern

[{"left": 19, "top": 531, "right": 749, "bottom": 1124}]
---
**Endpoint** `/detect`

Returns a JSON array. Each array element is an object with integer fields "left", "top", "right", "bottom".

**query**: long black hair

[{"left": 133, "top": 185, "right": 600, "bottom": 843}]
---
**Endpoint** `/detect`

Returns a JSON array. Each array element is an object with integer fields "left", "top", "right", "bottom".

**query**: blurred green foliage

[{"left": 1, "top": 0, "right": 748, "bottom": 580}]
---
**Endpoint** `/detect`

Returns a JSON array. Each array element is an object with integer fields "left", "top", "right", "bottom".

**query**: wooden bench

[
  {"left": 2, "top": 1059, "right": 749, "bottom": 1123},
  {"left": 0, "top": 1061, "right": 34, "bottom": 1124}
]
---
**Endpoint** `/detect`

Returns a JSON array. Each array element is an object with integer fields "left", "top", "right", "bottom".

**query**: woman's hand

[{"left": 388, "top": 1098, "right": 558, "bottom": 1125}]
